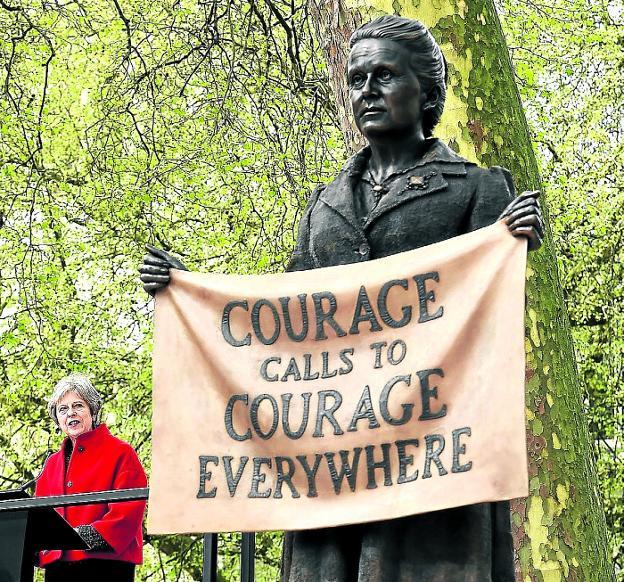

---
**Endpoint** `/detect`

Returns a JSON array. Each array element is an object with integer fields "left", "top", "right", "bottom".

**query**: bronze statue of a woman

[{"left": 140, "top": 15, "right": 543, "bottom": 581}]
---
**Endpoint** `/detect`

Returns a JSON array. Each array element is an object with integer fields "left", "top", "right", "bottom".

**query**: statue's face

[{"left": 348, "top": 38, "right": 426, "bottom": 140}]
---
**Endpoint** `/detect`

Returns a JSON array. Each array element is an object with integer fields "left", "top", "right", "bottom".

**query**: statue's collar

[{"left": 344, "top": 138, "right": 468, "bottom": 178}]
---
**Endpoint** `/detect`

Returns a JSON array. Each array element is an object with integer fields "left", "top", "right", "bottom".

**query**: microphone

[
  {"left": 19, "top": 475, "right": 39, "bottom": 492},
  {"left": 19, "top": 452, "right": 52, "bottom": 492}
]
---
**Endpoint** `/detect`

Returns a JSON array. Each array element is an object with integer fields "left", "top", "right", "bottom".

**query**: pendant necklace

[{"left": 363, "top": 163, "right": 434, "bottom": 206}]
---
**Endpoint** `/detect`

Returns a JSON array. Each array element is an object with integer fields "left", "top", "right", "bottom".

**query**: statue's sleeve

[
  {"left": 467, "top": 166, "right": 515, "bottom": 232},
  {"left": 286, "top": 185, "right": 323, "bottom": 272}
]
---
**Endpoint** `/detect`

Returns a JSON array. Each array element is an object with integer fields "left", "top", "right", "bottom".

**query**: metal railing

[{"left": 0, "top": 487, "right": 256, "bottom": 582}]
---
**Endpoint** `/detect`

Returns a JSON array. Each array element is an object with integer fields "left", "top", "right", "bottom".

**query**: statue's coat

[{"left": 283, "top": 138, "right": 516, "bottom": 582}]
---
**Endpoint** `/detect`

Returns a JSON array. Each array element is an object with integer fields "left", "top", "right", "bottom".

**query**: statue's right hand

[{"left": 139, "top": 243, "right": 189, "bottom": 296}]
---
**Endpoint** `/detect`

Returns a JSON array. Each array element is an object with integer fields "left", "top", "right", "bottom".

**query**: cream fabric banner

[{"left": 147, "top": 221, "right": 528, "bottom": 534}]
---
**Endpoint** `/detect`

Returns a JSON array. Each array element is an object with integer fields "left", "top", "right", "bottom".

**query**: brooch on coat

[{"left": 407, "top": 171, "right": 436, "bottom": 190}]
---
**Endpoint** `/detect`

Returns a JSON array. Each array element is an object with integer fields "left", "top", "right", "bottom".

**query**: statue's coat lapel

[
  {"left": 318, "top": 167, "right": 361, "bottom": 233},
  {"left": 317, "top": 139, "right": 471, "bottom": 236}
]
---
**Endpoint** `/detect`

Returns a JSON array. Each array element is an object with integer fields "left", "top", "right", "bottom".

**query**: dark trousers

[{"left": 44, "top": 559, "right": 135, "bottom": 581}]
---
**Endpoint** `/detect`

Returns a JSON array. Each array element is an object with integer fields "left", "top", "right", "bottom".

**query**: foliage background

[{"left": 0, "top": 0, "right": 621, "bottom": 579}]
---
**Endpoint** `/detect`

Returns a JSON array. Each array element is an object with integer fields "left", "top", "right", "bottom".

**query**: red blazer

[{"left": 35, "top": 424, "right": 147, "bottom": 567}]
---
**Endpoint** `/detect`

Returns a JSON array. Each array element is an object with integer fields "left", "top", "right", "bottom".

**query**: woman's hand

[
  {"left": 499, "top": 190, "right": 544, "bottom": 251},
  {"left": 139, "top": 244, "right": 189, "bottom": 296}
]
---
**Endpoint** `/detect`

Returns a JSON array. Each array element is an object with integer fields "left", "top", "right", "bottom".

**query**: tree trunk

[{"left": 308, "top": 1, "right": 612, "bottom": 580}]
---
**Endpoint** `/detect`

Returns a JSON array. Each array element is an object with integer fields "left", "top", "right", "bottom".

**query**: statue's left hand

[{"left": 499, "top": 190, "right": 544, "bottom": 251}]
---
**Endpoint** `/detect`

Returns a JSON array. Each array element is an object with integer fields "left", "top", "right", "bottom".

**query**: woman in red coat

[{"left": 35, "top": 373, "right": 147, "bottom": 582}]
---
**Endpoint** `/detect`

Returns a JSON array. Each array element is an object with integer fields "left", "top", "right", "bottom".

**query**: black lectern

[{"left": 0, "top": 490, "right": 87, "bottom": 582}]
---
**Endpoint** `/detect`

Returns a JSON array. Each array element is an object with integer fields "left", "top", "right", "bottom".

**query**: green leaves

[
  {"left": 0, "top": 1, "right": 341, "bottom": 579},
  {"left": 499, "top": 0, "right": 624, "bottom": 573}
]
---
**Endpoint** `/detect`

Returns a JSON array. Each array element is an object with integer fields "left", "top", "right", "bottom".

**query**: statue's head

[{"left": 348, "top": 16, "right": 447, "bottom": 139}]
